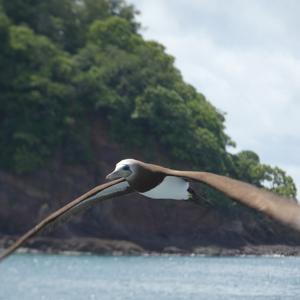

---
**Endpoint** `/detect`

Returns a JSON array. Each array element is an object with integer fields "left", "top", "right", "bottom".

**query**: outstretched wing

[
  {"left": 167, "top": 169, "right": 300, "bottom": 231},
  {"left": 0, "top": 178, "right": 133, "bottom": 262}
]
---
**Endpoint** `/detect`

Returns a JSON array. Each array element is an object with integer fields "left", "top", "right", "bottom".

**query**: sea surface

[{"left": 1, "top": 253, "right": 300, "bottom": 300}]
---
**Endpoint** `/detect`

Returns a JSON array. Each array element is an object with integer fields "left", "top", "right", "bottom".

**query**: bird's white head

[{"left": 106, "top": 159, "right": 139, "bottom": 180}]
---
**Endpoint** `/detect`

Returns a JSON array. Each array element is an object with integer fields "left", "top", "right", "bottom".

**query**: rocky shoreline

[
  {"left": 2, "top": 142, "right": 300, "bottom": 260},
  {"left": 2, "top": 235, "right": 300, "bottom": 257}
]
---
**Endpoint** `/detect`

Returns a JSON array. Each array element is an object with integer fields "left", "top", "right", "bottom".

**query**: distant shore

[{"left": 2, "top": 235, "right": 300, "bottom": 257}]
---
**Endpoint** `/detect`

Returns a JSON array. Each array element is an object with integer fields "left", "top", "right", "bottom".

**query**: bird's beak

[{"left": 106, "top": 170, "right": 121, "bottom": 180}]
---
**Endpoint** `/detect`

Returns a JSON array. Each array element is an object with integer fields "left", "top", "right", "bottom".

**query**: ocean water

[{"left": 1, "top": 254, "right": 300, "bottom": 300}]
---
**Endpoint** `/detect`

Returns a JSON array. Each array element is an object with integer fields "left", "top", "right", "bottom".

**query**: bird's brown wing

[
  {"left": 167, "top": 169, "right": 300, "bottom": 231},
  {"left": 0, "top": 178, "right": 133, "bottom": 262}
]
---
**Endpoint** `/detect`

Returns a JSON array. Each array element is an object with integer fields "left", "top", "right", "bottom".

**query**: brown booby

[{"left": 1, "top": 158, "right": 299, "bottom": 261}]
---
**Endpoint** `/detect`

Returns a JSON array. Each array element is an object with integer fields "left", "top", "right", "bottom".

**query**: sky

[{"left": 129, "top": 0, "right": 300, "bottom": 197}]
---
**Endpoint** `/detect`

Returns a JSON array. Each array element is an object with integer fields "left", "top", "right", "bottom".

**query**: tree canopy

[{"left": 0, "top": 0, "right": 296, "bottom": 200}]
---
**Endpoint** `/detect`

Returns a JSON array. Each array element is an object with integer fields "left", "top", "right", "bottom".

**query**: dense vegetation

[{"left": 0, "top": 0, "right": 296, "bottom": 200}]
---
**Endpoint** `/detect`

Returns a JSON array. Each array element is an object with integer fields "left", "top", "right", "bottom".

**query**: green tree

[
  {"left": 233, "top": 151, "right": 297, "bottom": 198},
  {"left": 0, "top": 24, "right": 83, "bottom": 172}
]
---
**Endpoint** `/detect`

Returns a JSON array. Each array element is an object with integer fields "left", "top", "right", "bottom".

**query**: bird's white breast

[{"left": 140, "top": 176, "right": 190, "bottom": 200}]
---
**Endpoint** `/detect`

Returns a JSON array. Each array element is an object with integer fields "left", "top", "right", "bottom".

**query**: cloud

[{"left": 129, "top": 0, "right": 300, "bottom": 196}]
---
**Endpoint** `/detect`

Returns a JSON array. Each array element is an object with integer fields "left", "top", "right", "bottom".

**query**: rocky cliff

[{"left": 1, "top": 121, "right": 300, "bottom": 254}]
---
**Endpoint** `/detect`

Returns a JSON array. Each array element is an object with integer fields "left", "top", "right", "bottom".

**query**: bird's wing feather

[
  {"left": 0, "top": 179, "right": 133, "bottom": 262},
  {"left": 167, "top": 169, "right": 300, "bottom": 231}
]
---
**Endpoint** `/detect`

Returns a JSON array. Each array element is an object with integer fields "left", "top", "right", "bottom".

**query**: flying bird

[{"left": 1, "top": 158, "right": 300, "bottom": 261}]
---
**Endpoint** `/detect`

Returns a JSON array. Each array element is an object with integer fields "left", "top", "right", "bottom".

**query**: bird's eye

[{"left": 123, "top": 165, "right": 130, "bottom": 171}]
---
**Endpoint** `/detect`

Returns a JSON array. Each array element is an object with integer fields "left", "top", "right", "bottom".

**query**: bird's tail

[{"left": 188, "top": 187, "right": 210, "bottom": 206}]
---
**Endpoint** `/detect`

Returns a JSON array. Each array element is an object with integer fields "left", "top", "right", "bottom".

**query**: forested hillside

[
  {"left": 0, "top": 0, "right": 296, "bottom": 198},
  {"left": 0, "top": 0, "right": 299, "bottom": 253}
]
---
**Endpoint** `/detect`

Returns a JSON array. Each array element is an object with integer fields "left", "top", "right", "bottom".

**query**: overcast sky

[{"left": 129, "top": 0, "right": 300, "bottom": 197}]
